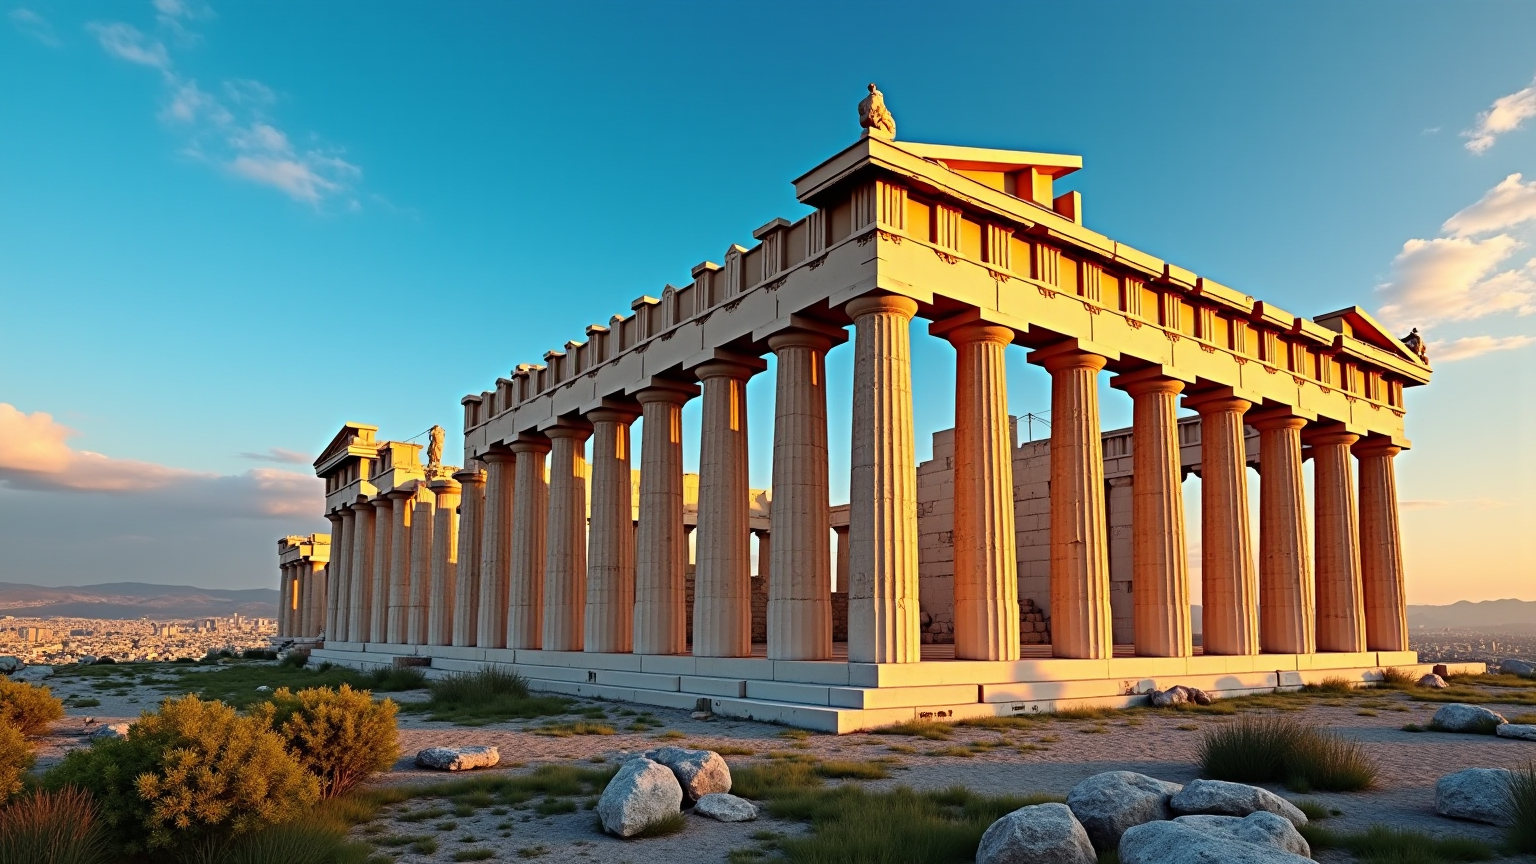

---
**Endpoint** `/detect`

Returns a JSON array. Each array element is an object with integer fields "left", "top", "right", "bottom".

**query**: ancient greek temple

[{"left": 288, "top": 88, "right": 1435, "bottom": 731}]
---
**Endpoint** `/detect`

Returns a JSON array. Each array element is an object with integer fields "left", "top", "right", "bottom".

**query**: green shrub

[
  {"left": 242, "top": 649, "right": 279, "bottom": 661},
  {"left": 363, "top": 665, "right": 428, "bottom": 691},
  {"left": 45, "top": 694, "right": 319, "bottom": 854},
  {"left": 181, "top": 814, "right": 375, "bottom": 864},
  {"left": 0, "top": 678, "right": 64, "bottom": 737},
  {"left": 253, "top": 685, "right": 399, "bottom": 798},
  {"left": 280, "top": 652, "right": 310, "bottom": 669},
  {"left": 419, "top": 667, "right": 570, "bottom": 724},
  {"left": 0, "top": 719, "right": 34, "bottom": 802},
  {"left": 1199, "top": 715, "right": 1376, "bottom": 792},
  {"left": 1505, "top": 762, "right": 1536, "bottom": 855},
  {"left": 0, "top": 787, "right": 112, "bottom": 864}
]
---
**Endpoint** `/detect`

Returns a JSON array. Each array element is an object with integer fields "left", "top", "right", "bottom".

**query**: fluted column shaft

[
  {"left": 452, "top": 468, "right": 485, "bottom": 646},
  {"left": 409, "top": 487, "right": 436, "bottom": 645},
  {"left": 1193, "top": 396, "right": 1258, "bottom": 655},
  {"left": 477, "top": 452, "right": 514, "bottom": 648},
  {"left": 586, "top": 408, "right": 638, "bottom": 653},
  {"left": 847, "top": 294, "right": 921, "bottom": 664},
  {"left": 634, "top": 387, "right": 692, "bottom": 655},
  {"left": 429, "top": 480, "right": 460, "bottom": 646},
  {"left": 289, "top": 565, "right": 301, "bottom": 635},
  {"left": 308, "top": 561, "right": 326, "bottom": 638},
  {"left": 328, "top": 512, "right": 350, "bottom": 640},
  {"left": 278, "top": 565, "right": 291, "bottom": 636},
  {"left": 948, "top": 323, "right": 1020, "bottom": 661},
  {"left": 1355, "top": 440, "right": 1409, "bottom": 651},
  {"left": 1254, "top": 413, "right": 1315, "bottom": 654},
  {"left": 509, "top": 437, "right": 550, "bottom": 649},
  {"left": 385, "top": 490, "right": 414, "bottom": 644},
  {"left": 371, "top": 496, "right": 395, "bottom": 642},
  {"left": 694, "top": 361, "right": 756, "bottom": 658},
  {"left": 1125, "top": 376, "right": 1192, "bottom": 658},
  {"left": 1310, "top": 430, "right": 1365, "bottom": 653},
  {"left": 544, "top": 424, "right": 591, "bottom": 652},
  {"left": 767, "top": 331, "right": 833, "bottom": 660},
  {"left": 347, "top": 502, "right": 375, "bottom": 643}
]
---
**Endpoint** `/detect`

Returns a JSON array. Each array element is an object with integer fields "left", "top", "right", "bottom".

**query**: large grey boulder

[
  {"left": 1172, "top": 813, "right": 1311, "bottom": 857},
  {"left": 1169, "top": 778, "right": 1308, "bottom": 827},
  {"left": 0, "top": 657, "right": 22, "bottom": 674},
  {"left": 1501, "top": 658, "right": 1535, "bottom": 676},
  {"left": 11, "top": 665, "right": 53, "bottom": 681},
  {"left": 415, "top": 746, "right": 500, "bottom": 771},
  {"left": 1066, "top": 771, "right": 1183, "bottom": 852},
  {"left": 976, "top": 802, "right": 1096, "bottom": 864},
  {"left": 694, "top": 792, "right": 758, "bottom": 822},
  {"left": 1433, "top": 703, "right": 1507, "bottom": 733},
  {"left": 598, "top": 757, "right": 684, "bottom": 838},
  {"left": 1496, "top": 723, "right": 1536, "bottom": 741},
  {"left": 644, "top": 746, "right": 731, "bottom": 800},
  {"left": 1436, "top": 768, "right": 1514, "bottom": 825},
  {"left": 1119, "top": 819, "right": 1313, "bottom": 864}
]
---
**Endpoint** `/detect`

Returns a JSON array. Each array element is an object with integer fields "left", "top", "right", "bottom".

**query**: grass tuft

[
  {"left": 1505, "top": 762, "right": 1536, "bottom": 855},
  {"left": 1301, "top": 823, "right": 1494, "bottom": 863},
  {"left": 815, "top": 760, "right": 891, "bottom": 780},
  {"left": 0, "top": 788, "right": 113, "bottom": 864},
  {"left": 630, "top": 812, "right": 688, "bottom": 838},
  {"left": 872, "top": 719, "right": 953, "bottom": 740},
  {"left": 415, "top": 667, "right": 571, "bottom": 725},
  {"left": 1199, "top": 715, "right": 1376, "bottom": 792}
]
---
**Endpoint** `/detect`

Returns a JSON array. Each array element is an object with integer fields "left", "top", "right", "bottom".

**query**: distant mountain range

[
  {"left": 0, "top": 582, "right": 278, "bottom": 620},
  {"left": 1407, "top": 599, "right": 1536, "bottom": 632}
]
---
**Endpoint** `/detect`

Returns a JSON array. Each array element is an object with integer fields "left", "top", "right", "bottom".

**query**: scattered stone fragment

[
  {"left": 694, "top": 792, "right": 758, "bottom": 822},
  {"left": 644, "top": 746, "right": 731, "bottom": 800},
  {"left": 1496, "top": 724, "right": 1536, "bottom": 741},
  {"left": 255, "top": 685, "right": 271, "bottom": 692},
  {"left": 1066, "top": 771, "right": 1183, "bottom": 852},
  {"left": 1150, "top": 687, "right": 1186, "bottom": 707},
  {"left": 415, "top": 746, "right": 500, "bottom": 771},
  {"left": 77, "top": 655, "right": 98, "bottom": 666},
  {"left": 1172, "top": 812, "right": 1310, "bottom": 856},
  {"left": 1119, "top": 819, "right": 1312, "bottom": 864},
  {"left": 976, "top": 802, "right": 1097, "bottom": 864},
  {"left": 1436, "top": 768, "right": 1514, "bottom": 825},
  {"left": 91, "top": 723, "right": 131, "bottom": 740},
  {"left": 690, "top": 711, "right": 714, "bottom": 721},
  {"left": 1170, "top": 778, "right": 1308, "bottom": 827},
  {"left": 11, "top": 665, "right": 53, "bottom": 681},
  {"left": 1502, "top": 659, "right": 1535, "bottom": 677},
  {"left": 1419, "top": 674, "right": 1448, "bottom": 688},
  {"left": 597, "top": 757, "right": 684, "bottom": 838},
  {"left": 1432, "top": 703, "right": 1507, "bottom": 733}
]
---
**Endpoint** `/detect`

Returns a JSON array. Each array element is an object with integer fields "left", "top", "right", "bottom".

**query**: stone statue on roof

[
  {"left": 1401, "top": 328, "right": 1428, "bottom": 363},
  {"left": 858, "top": 83, "right": 896, "bottom": 140},
  {"left": 427, "top": 425, "right": 445, "bottom": 471}
]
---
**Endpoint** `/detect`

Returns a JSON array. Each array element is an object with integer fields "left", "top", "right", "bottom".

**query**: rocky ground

[{"left": 28, "top": 666, "right": 1536, "bottom": 864}]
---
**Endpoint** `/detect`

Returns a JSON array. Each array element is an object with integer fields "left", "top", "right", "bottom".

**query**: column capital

[
  {"left": 350, "top": 499, "right": 377, "bottom": 512},
  {"left": 1182, "top": 384, "right": 1260, "bottom": 414},
  {"left": 1247, "top": 407, "right": 1311, "bottom": 432},
  {"left": 542, "top": 418, "right": 593, "bottom": 441},
  {"left": 1301, "top": 422, "right": 1360, "bottom": 447},
  {"left": 845, "top": 292, "right": 919, "bottom": 320},
  {"left": 1352, "top": 437, "right": 1403, "bottom": 459},
  {"left": 452, "top": 466, "right": 487, "bottom": 485},
  {"left": 695, "top": 358, "right": 763, "bottom": 381},
  {"left": 586, "top": 399, "right": 641, "bottom": 425},
  {"left": 767, "top": 329, "right": 835, "bottom": 354},
  {"left": 928, "top": 308, "right": 1021, "bottom": 345},
  {"left": 757, "top": 313, "right": 848, "bottom": 350},
  {"left": 631, "top": 377, "right": 699, "bottom": 405},
  {"left": 428, "top": 476, "right": 462, "bottom": 495},
  {"left": 1027, "top": 338, "right": 1118, "bottom": 372},
  {"left": 480, "top": 445, "right": 516, "bottom": 465},
  {"left": 1112, "top": 370, "right": 1187, "bottom": 398},
  {"left": 326, "top": 512, "right": 344, "bottom": 526},
  {"left": 509, "top": 433, "right": 551, "bottom": 455}
]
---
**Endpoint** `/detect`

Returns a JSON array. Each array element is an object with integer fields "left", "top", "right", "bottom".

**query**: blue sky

[{"left": 1, "top": 1, "right": 1532, "bottom": 603}]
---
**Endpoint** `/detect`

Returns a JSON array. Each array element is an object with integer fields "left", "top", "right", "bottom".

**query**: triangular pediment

[
  {"left": 313, "top": 422, "right": 378, "bottom": 473},
  {"left": 1313, "top": 307, "right": 1421, "bottom": 364}
]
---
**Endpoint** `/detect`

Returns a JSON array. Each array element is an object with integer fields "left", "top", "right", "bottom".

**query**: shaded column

[
  {"left": 633, "top": 385, "right": 694, "bottom": 655},
  {"left": 1252, "top": 411, "right": 1315, "bottom": 655},
  {"left": 586, "top": 407, "right": 639, "bottom": 653},
  {"left": 1308, "top": 427, "right": 1365, "bottom": 653},
  {"left": 477, "top": 451, "right": 514, "bottom": 648},
  {"left": 429, "top": 477, "right": 462, "bottom": 646},
  {"left": 1120, "top": 373, "right": 1192, "bottom": 658},
  {"left": 452, "top": 466, "right": 485, "bottom": 647},
  {"left": 1032, "top": 345, "right": 1113, "bottom": 660},
  {"left": 508, "top": 435, "right": 550, "bottom": 649},
  {"left": 308, "top": 560, "right": 326, "bottom": 638},
  {"left": 767, "top": 330, "right": 834, "bottom": 661},
  {"left": 1354, "top": 439, "right": 1409, "bottom": 651},
  {"left": 385, "top": 488, "right": 413, "bottom": 644},
  {"left": 1189, "top": 393, "right": 1258, "bottom": 655},
  {"left": 945, "top": 322, "right": 1021, "bottom": 662},
  {"left": 544, "top": 422, "right": 591, "bottom": 652},
  {"left": 277, "top": 564, "right": 291, "bottom": 636},
  {"left": 327, "top": 512, "right": 349, "bottom": 640},
  {"left": 694, "top": 360, "right": 758, "bottom": 658},
  {"left": 409, "top": 485, "right": 437, "bottom": 645},
  {"left": 368, "top": 494, "right": 393, "bottom": 642},
  {"left": 833, "top": 525, "right": 850, "bottom": 593},
  {"left": 846, "top": 294, "right": 921, "bottom": 664},
  {"left": 347, "top": 502, "right": 375, "bottom": 643}
]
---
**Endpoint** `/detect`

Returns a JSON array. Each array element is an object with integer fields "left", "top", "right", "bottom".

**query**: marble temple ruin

[{"left": 279, "top": 87, "right": 1435, "bottom": 731}]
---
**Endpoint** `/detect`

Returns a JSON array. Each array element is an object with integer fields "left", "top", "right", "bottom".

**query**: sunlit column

[
  {"left": 508, "top": 435, "right": 550, "bottom": 650},
  {"left": 694, "top": 360, "right": 757, "bottom": 658},
  {"left": 428, "top": 478, "right": 460, "bottom": 646},
  {"left": 452, "top": 466, "right": 485, "bottom": 647},
  {"left": 586, "top": 407, "right": 639, "bottom": 653},
  {"left": 477, "top": 451, "right": 514, "bottom": 648},
  {"left": 327, "top": 512, "right": 349, "bottom": 640},
  {"left": 308, "top": 560, "right": 326, "bottom": 638},
  {"left": 277, "top": 564, "right": 291, "bottom": 637},
  {"left": 385, "top": 489, "right": 413, "bottom": 644},
  {"left": 348, "top": 501, "right": 375, "bottom": 644},
  {"left": 1188, "top": 393, "right": 1258, "bottom": 655},
  {"left": 1119, "top": 373, "right": 1192, "bottom": 658},
  {"left": 633, "top": 385, "right": 694, "bottom": 655},
  {"left": 543, "top": 422, "right": 591, "bottom": 652},
  {"left": 1252, "top": 411, "right": 1315, "bottom": 655},
  {"left": 369, "top": 493, "right": 394, "bottom": 643},
  {"left": 1308, "top": 427, "right": 1365, "bottom": 653},
  {"left": 409, "top": 484, "right": 437, "bottom": 645},
  {"left": 1354, "top": 439, "right": 1409, "bottom": 652}
]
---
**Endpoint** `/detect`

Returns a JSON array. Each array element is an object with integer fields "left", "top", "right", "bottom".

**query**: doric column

[
  {"left": 308, "top": 560, "right": 326, "bottom": 638},
  {"left": 767, "top": 330, "right": 834, "bottom": 661},
  {"left": 476, "top": 451, "right": 514, "bottom": 648},
  {"left": 508, "top": 435, "right": 550, "bottom": 649},
  {"left": 633, "top": 384, "right": 694, "bottom": 655},
  {"left": 943, "top": 321, "right": 1021, "bottom": 662},
  {"left": 385, "top": 488, "right": 413, "bottom": 644},
  {"left": 409, "top": 485, "right": 437, "bottom": 645},
  {"left": 428, "top": 478, "right": 460, "bottom": 646},
  {"left": 833, "top": 524, "right": 850, "bottom": 592},
  {"left": 846, "top": 294, "right": 921, "bottom": 664},
  {"left": 1251, "top": 411, "right": 1315, "bottom": 655},
  {"left": 452, "top": 467, "right": 484, "bottom": 647},
  {"left": 1308, "top": 427, "right": 1365, "bottom": 653},
  {"left": 543, "top": 422, "right": 591, "bottom": 652},
  {"left": 586, "top": 406, "right": 639, "bottom": 653},
  {"left": 368, "top": 494, "right": 392, "bottom": 642},
  {"left": 347, "top": 502, "right": 375, "bottom": 643},
  {"left": 277, "top": 564, "right": 290, "bottom": 636},
  {"left": 1116, "top": 372, "right": 1192, "bottom": 658},
  {"left": 694, "top": 359, "right": 758, "bottom": 658},
  {"left": 1189, "top": 393, "right": 1258, "bottom": 655},
  {"left": 288, "top": 565, "right": 301, "bottom": 635},
  {"left": 1354, "top": 439, "right": 1409, "bottom": 651},
  {"left": 327, "top": 512, "right": 349, "bottom": 640},
  {"left": 1031, "top": 344, "right": 1113, "bottom": 660}
]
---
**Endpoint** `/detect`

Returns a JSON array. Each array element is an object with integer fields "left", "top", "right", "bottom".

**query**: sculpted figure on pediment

[{"left": 858, "top": 83, "right": 896, "bottom": 139}]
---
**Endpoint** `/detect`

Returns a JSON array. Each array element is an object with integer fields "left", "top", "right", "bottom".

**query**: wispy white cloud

[
  {"left": 1464, "top": 74, "right": 1536, "bottom": 154},
  {"left": 239, "top": 447, "right": 312, "bottom": 465},
  {"left": 1376, "top": 234, "right": 1535, "bottom": 329},
  {"left": 1442, "top": 173, "right": 1536, "bottom": 238},
  {"left": 87, "top": 20, "right": 170, "bottom": 70},
  {"left": 10, "top": 8, "right": 60, "bottom": 46},
  {"left": 1424, "top": 334, "right": 1535, "bottom": 363}
]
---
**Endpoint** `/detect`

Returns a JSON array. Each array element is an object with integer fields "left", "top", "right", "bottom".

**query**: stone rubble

[
  {"left": 976, "top": 802, "right": 1097, "bottom": 864},
  {"left": 644, "top": 746, "right": 732, "bottom": 801},
  {"left": 597, "top": 756, "right": 684, "bottom": 838},
  {"left": 1495, "top": 723, "right": 1536, "bottom": 741},
  {"left": 693, "top": 792, "right": 758, "bottom": 822},
  {"left": 414, "top": 745, "right": 500, "bottom": 771},
  {"left": 1419, "top": 673, "right": 1448, "bottom": 688},
  {"left": 1065, "top": 770, "right": 1183, "bottom": 852},
  {"left": 1435, "top": 768, "right": 1514, "bottom": 825},
  {"left": 1169, "top": 778, "right": 1308, "bottom": 827}
]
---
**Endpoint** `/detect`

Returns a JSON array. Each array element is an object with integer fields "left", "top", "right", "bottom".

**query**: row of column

[{"left": 277, "top": 560, "right": 326, "bottom": 638}]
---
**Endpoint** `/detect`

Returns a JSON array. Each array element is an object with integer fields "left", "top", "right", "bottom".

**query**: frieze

[
  {"left": 932, "top": 249, "right": 959, "bottom": 265},
  {"left": 987, "top": 268, "right": 1011, "bottom": 283},
  {"left": 877, "top": 229, "right": 903, "bottom": 244},
  {"left": 723, "top": 298, "right": 744, "bottom": 312},
  {"left": 1037, "top": 286, "right": 1057, "bottom": 299},
  {"left": 807, "top": 254, "right": 829, "bottom": 270},
  {"left": 765, "top": 277, "right": 787, "bottom": 293}
]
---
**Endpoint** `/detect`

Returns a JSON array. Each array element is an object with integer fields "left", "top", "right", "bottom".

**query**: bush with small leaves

[
  {"left": 44, "top": 694, "right": 319, "bottom": 855},
  {"left": 0, "top": 678, "right": 64, "bottom": 737},
  {"left": 252, "top": 684, "right": 399, "bottom": 798},
  {"left": 0, "top": 718, "right": 34, "bottom": 803}
]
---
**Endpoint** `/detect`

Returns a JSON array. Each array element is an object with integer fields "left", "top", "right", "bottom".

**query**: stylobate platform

[{"left": 308, "top": 642, "right": 1483, "bottom": 733}]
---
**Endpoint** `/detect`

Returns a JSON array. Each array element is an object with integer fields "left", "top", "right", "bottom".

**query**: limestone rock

[
  {"left": 1150, "top": 685, "right": 1212, "bottom": 708},
  {"left": 694, "top": 792, "right": 758, "bottom": 822},
  {"left": 91, "top": 723, "right": 131, "bottom": 740},
  {"left": 1436, "top": 768, "right": 1513, "bottom": 825},
  {"left": 415, "top": 746, "right": 500, "bottom": 771},
  {"left": 598, "top": 757, "right": 684, "bottom": 838},
  {"left": 1419, "top": 674, "right": 1448, "bottom": 688},
  {"left": 11, "top": 665, "right": 53, "bottom": 681},
  {"left": 0, "top": 657, "right": 21, "bottom": 674},
  {"left": 976, "top": 802, "right": 1097, "bottom": 864},
  {"left": 1501, "top": 659, "right": 1535, "bottom": 677},
  {"left": 1066, "top": 770, "right": 1183, "bottom": 852},
  {"left": 1119, "top": 819, "right": 1313, "bottom": 864},
  {"left": 255, "top": 685, "right": 272, "bottom": 692},
  {"left": 1169, "top": 778, "right": 1308, "bottom": 827},
  {"left": 1432, "top": 703, "right": 1507, "bottom": 733},
  {"left": 1172, "top": 812, "right": 1311, "bottom": 856},
  {"left": 644, "top": 746, "right": 731, "bottom": 800},
  {"left": 1496, "top": 723, "right": 1536, "bottom": 741}
]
